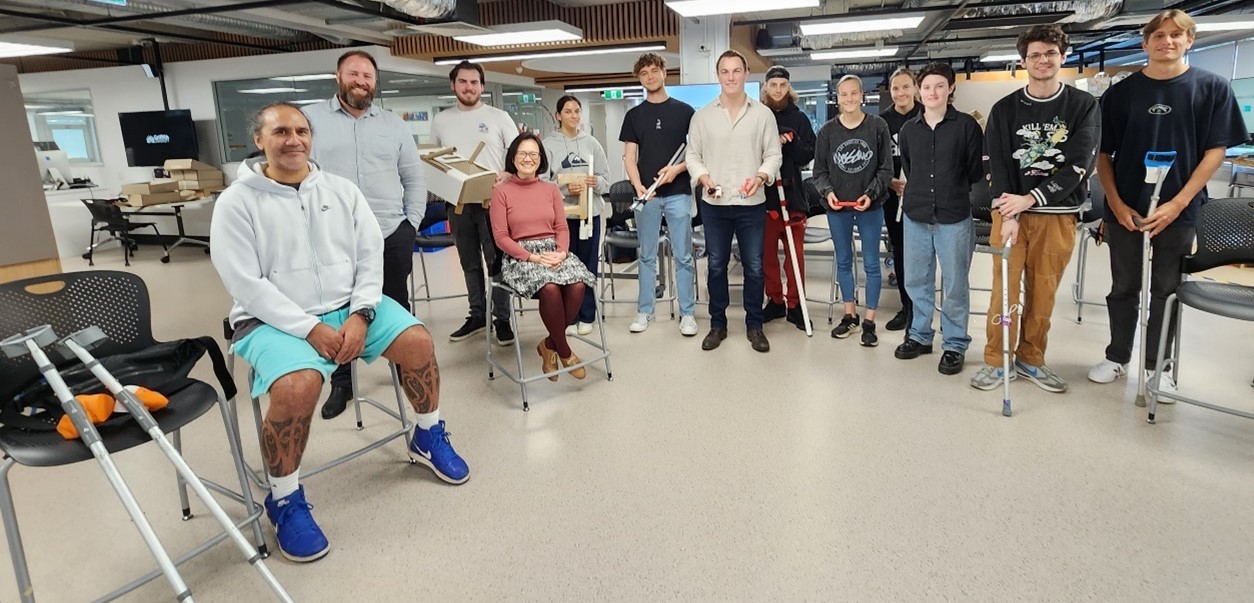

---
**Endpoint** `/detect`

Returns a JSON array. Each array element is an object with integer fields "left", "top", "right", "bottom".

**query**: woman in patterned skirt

[{"left": 490, "top": 132, "right": 596, "bottom": 380}]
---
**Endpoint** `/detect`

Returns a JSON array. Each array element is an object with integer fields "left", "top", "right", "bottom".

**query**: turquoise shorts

[{"left": 234, "top": 297, "right": 421, "bottom": 398}]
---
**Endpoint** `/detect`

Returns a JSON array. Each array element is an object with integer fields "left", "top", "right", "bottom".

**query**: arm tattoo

[
  {"left": 400, "top": 356, "right": 440, "bottom": 415},
  {"left": 261, "top": 414, "right": 311, "bottom": 477}
]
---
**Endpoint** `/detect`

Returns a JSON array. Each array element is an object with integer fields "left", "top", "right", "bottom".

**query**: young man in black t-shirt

[
  {"left": 1089, "top": 9, "right": 1247, "bottom": 390},
  {"left": 881, "top": 68, "right": 922, "bottom": 333},
  {"left": 620, "top": 52, "right": 698, "bottom": 336}
]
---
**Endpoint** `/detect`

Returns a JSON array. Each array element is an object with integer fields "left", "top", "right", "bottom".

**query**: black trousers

[
  {"left": 1103, "top": 222, "right": 1194, "bottom": 369},
  {"left": 330, "top": 220, "right": 416, "bottom": 389},
  {"left": 883, "top": 194, "right": 911, "bottom": 314}
]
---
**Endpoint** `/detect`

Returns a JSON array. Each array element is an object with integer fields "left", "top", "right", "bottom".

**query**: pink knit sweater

[{"left": 490, "top": 175, "right": 569, "bottom": 260}]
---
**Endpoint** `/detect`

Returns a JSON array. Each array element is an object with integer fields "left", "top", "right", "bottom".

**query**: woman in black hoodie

[{"left": 812, "top": 74, "right": 893, "bottom": 347}]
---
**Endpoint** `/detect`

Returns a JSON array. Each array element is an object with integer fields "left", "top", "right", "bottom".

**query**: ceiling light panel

[
  {"left": 800, "top": 13, "right": 926, "bottom": 37},
  {"left": 454, "top": 21, "right": 582, "bottom": 46},
  {"left": 666, "top": 0, "right": 820, "bottom": 18}
]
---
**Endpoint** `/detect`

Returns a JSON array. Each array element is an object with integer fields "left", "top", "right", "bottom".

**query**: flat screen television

[
  {"left": 1232, "top": 77, "right": 1254, "bottom": 143},
  {"left": 118, "top": 109, "right": 199, "bottom": 167}
]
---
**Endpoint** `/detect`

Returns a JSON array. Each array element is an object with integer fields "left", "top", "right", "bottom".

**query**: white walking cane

[
  {"left": 775, "top": 179, "right": 813, "bottom": 336},
  {"left": 1134, "top": 151, "right": 1177, "bottom": 408}
]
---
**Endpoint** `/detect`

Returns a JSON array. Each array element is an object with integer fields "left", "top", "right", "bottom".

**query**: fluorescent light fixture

[
  {"left": 564, "top": 85, "right": 644, "bottom": 94},
  {"left": 981, "top": 51, "right": 1021, "bottom": 62},
  {"left": 799, "top": 13, "right": 925, "bottom": 36},
  {"left": 454, "top": 20, "right": 582, "bottom": 46},
  {"left": 811, "top": 46, "right": 899, "bottom": 61},
  {"left": 292, "top": 99, "right": 324, "bottom": 104},
  {"left": 381, "top": 90, "right": 400, "bottom": 94},
  {"left": 273, "top": 74, "right": 336, "bottom": 81},
  {"left": 1194, "top": 15, "right": 1254, "bottom": 32},
  {"left": 666, "top": 0, "right": 819, "bottom": 18},
  {"left": 37, "top": 110, "right": 90, "bottom": 116},
  {"left": 437, "top": 93, "right": 494, "bottom": 99},
  {"left": 0, "top": 41, "right": 73, "bottom": 59},
  {"left": 238, "top": 87, "right": 308, "bottom": 94},
  {"left": 435, "top": 43, "right": 665, "bottom": 65}
]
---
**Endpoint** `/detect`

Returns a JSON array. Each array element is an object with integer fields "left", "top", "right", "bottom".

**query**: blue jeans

[
  {"left": 903, "top": 216, "right": 974, "bottom": 352},
  {"left": 635, "top": 193, "right": 696, "bottom": 317},
  {"left": 826, "top": 207, "right": 885, "bottom": 310},
  {"left": 566, "top": 217, "right": 601, "bottom": 324},
  {"left": 701, "top": 201, "right": 766, "bottom": 330}
]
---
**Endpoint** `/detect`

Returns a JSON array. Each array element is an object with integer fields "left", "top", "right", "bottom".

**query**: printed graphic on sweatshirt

[
  {"left": 1013, "top": 117, "right": 1069, "bottom": 176},
  {"left": 834, "top": 139, "right": 874, "bottom": 174},
  {"left": 561, "top": 152, "right": 589, "bottom": 170}
]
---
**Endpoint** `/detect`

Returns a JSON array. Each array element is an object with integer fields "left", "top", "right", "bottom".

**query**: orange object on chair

[{"left": 56, "top": 387, "right": 170, "bottom": 440}]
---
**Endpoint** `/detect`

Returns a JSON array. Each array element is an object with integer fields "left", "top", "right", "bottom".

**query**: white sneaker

[
  {"left": 679, "top": 315, "right": 698, "bottom": 337},
  {"left": 577, "top": 321, "right": 594, "bottom": 336},
  {"left": 1088, "top": 360, "right": 1128, "bottom": 384},
  {"left": 1145, "top": 370, "right": 1177, "bottom": 404},
  {"left": 629, "top": 313, "right": 654, "bottom": 333}
]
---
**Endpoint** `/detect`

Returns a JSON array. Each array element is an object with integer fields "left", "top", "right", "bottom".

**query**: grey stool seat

[
  {"left": 1175, "top": 281, "right": 1254, "bottom": 321},
  {"left": 803, "top": 227, "right": 831, "bottom": 244}
]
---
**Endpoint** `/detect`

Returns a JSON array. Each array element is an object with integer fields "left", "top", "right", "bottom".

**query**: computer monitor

[
  {"left": 118, "top": 109, "right": 199, "bottom": 167},
  {"left": 33, "top": 148, "right": 72, "bottom": 188}
]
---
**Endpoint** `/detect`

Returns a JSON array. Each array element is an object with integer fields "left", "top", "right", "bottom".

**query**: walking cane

[
  {"left": 57, "top": 326, "right": 294, "bottom": 602},
  {"left": 775, "top": 180, "right": 813, "bottom": 336},
  {"left": 1134, "top": 151, "right": 1177, "bottom": 408},
  {"left": 975, "top": 241, "right": 1017, "bottom": 417},
  {"left": 630, "top": 143, "right": 686, "bottom": 212}
]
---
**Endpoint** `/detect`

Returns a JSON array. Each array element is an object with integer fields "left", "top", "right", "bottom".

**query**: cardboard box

[
  {"left": 122, "top": 191, "right": 183, "bottom": 207},
  {"left": 555, "top": 173, "right": 590, "bottom": 220},
  {"left": 169, "top": 168, "right": 223, "bottom": 180},
  {"left": 163, "top": 158, "right": 217, "bottom": 172},
  {"left": 177, "top": 179, "right": 223, "bottom": 191},
  {"left": 121, "top": 179, "right": 178, "bottom": 195},
  {"left": 419, "top": 144, "right": 497, "bottom": 212}
]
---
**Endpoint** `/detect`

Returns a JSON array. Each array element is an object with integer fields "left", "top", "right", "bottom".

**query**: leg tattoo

[
  {"left": 262, "top": 414, "right": 312, "bottom": 477},
  {"left": 400, "top": 355, "right": 440, "bottom": 415}
]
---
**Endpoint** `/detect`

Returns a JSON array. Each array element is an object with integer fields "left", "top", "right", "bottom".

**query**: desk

[{"left": 123, "top": 197, "right": 215, "bottom": 255}]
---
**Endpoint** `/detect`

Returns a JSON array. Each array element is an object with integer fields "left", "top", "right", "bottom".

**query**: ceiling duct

[
  {"left": 379, "top": 0, "right": 460, "bottom": 20},
  {"left": 386, "top": 0, "right": 487, "bottom": 37},
  {"left": 14, "top": 0, "right": 306, "bottom": 40},
  {"left": 955, "top": 1, "right": 1123, "bottom": 25}
]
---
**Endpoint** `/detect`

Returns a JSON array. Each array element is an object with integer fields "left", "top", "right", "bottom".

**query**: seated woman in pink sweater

[{"left": 490, "top": 132, "right": 596, "bottom": 380}]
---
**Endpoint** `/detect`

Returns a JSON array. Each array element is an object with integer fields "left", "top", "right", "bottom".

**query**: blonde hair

[{"left": 1142, "top": 9, "right": 1196, "bottom": 42}]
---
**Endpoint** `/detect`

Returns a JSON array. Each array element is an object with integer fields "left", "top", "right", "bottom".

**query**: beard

[
  {"left": 338, "top": 81, "right": 375, "bottom": 110},
  {"left": 763, "top": 93, "right": 791, "bottom": 112}
]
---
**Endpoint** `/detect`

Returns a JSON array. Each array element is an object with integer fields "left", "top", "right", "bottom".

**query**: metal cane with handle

[
  {"left": 775, "top": 180, "right": 813, "bottom": 336},
  {"left": 630, "top": 143, "right": 686, "bottom": 212},
  {"left": 1134, "top": 151, "right": 1176, "bottom": 408},
  {"left": 57, "top": 327, "right": 294, "bottom": 602},
  {"left": 975, "top": 242, "right": 1017, "bottom": 417},
  {"left": 0, "top": 326, "right": 195, "bottom": 603}
]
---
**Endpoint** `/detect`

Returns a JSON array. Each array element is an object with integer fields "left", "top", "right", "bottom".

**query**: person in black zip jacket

[
  {"left": 882, "top": 68, "right": 922, "bottom": 333},
  {"left": 971, "top": 24, "right": 1100, "bottom": 395},
  {"left": 760, "top": 66, "right": 817, "bottom": 331}
]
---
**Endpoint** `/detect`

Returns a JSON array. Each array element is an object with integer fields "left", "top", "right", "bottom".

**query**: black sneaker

[
  {"left": 701, "top": 327, "right": 728, "bottom": 351},
  {"left": 938, "top": 350, "right": 965, "bottom": 375},
  {"left": 785, "top": 306, "right": 810, "bottom": 331},
  {"left": 894, "top": 339, "right": 933, "bottom": 359},
  {"left": 492, "top": 319, "right": 515, "bottom": 346},
  {"left": 747, "top": 329, "right": 770, "bottom": 353},
  {"left": 831, "top": 314, "right": 861, "bottom": 339},
  {"left": 763, "top": 300, "right": 786, "bottom": 322},
  {"left": 449, "top": 316, "right": 486, "bottom": 342},
  {"left": 860, "top": 320, "right": 878, "bottom": 347},
  {"left": 885, "top": 310, "right": 909, "bottom": 332}
]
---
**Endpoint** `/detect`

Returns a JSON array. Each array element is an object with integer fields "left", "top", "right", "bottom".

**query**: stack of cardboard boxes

[{"left": 121, "top": 159, "right": 226, "bottom": 207}]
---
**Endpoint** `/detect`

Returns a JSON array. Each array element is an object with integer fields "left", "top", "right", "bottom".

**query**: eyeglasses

[
  {"left": 515, "top": 152, "right": 541, "bottom": 160},
  {"left": 1025, "top": 50, "right": 1062, "bottom": 63}
]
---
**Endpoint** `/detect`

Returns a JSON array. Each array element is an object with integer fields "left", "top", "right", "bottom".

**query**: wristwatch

[{"left": 352, "top": 307, "right": 376, "bottom": 325}]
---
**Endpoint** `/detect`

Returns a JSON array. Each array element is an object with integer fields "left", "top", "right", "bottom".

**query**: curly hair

[{"left": 1017, "top": 24, "right": 1069, "bottom": 58}]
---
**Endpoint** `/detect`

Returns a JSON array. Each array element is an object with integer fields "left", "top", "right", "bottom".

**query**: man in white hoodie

[{"left": 210, "top": 102, "right": 469, "bottom": 564}]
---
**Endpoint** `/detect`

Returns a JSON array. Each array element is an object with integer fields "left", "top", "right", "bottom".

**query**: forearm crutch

[
  {"left": 56, "top": 327, "right": 294, "bottom": 602},
  {"left": 1134, "top": 151, "right": 1176, "bottom": 408},
  {"left": 0, "top": 326, "right": 194, "bottom": 603},
  {"left": 775, "top": 180, "right": 813, "bottom": 337},
  {"left": 975, "top": 243, "right": 1016, "bottom": 417}
]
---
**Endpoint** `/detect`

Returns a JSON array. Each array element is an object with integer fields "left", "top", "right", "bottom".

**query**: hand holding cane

[
  {"left": 1134, "top": 151, "right": 1177, "bottom": 408},
  {"left": 775, "top": 178, "right": 813, "bottom": 337}
]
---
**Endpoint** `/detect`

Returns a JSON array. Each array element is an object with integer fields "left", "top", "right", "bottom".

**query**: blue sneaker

[
  {"left": 408, "top": 421, "right": 470, "bottom": 484},
  {"left": 264, "top": 485, "right": 330, "bottom": 563}
]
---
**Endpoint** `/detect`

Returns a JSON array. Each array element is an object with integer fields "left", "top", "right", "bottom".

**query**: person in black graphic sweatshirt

[
  {"left": 970, "top": 24, "right": 1100, "bottom": 395},
  {"left": 760, "top": 66, "right": 816, "bottom": 332}
]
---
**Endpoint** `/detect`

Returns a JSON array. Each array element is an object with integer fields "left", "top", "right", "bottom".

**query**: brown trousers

[{"left": 984, "top": 211, "right": 1077, "bottom": 367}]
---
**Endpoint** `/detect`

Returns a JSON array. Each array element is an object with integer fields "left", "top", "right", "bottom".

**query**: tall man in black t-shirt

[
  {"left": 1088, "top": 9, "right": 1247, "bottom": 390},
  {"left": 881, "top": 68, "right": 922, "bottom": 333},
  {"left": 620, "top": 52, "right": 698, "bottom": 337}
]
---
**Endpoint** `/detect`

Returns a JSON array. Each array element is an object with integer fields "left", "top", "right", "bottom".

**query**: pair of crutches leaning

[
  {"left": 632, "top": 152, "right": 816, "bottom": 337},
  {"left": 0, "top": 325, "right": 293, "bottom": 602}
]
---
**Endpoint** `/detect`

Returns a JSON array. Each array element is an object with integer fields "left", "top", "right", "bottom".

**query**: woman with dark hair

[
  {"left": 490, "top": 132, "right": 596, "bottom": 380},
  {"left": 542, "top": 95, "right": 609, "bottom": 336}
]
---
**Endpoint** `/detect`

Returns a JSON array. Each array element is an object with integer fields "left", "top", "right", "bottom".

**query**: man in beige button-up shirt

[{"left": 686, "top": 50, "right": 783, "bottom": 354}]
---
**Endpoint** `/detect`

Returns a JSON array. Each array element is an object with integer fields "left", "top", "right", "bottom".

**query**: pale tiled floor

[{"left": 1, "top": 235, "right": 1252, "bottom": 602}]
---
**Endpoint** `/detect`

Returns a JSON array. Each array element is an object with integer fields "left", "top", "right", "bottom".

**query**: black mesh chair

[
  {"left": 1147, "top": 198, "right": 1254, "bottom": 423},
  {"left": 81, "top": 198, "right": 170, "bottom": 266},
  {"left": 600, "top": 180, "right": 675, "bottom": 317},
  {"left": 0, "top": 271, "right": 263, "bottom": 602},
  {"left": 1071, "top": 176, "right": 1108, "bottom": 323}
]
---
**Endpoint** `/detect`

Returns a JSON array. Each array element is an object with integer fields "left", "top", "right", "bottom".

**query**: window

[{"left": 24, "top": 89, "right": 102, "bottom": 163}]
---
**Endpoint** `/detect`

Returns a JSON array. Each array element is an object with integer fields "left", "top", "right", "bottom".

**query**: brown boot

[
  {"left": 537, "top": 340, "right": 559, "bottom": 381},
  {"left": 561, "top": 353, "right": 586, "bottom": 379}
]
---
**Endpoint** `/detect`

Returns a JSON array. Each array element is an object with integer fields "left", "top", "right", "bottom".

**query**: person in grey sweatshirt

[
  {"left": 811, "top": 75, "right": 894, "bottom": 347},
  {"left": 210, "top": 102, "right": 469, "bottom": 564},
  {"left": 543, "top": 95, "right": 609, "bottom": 335}
]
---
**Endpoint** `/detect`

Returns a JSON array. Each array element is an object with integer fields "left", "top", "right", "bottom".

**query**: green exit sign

[
  {"left": 601, "top": 89, "right": 623, "bottom": 100},
  {"left": 519, "top": 93, "right": 537, "bottom": 103}
]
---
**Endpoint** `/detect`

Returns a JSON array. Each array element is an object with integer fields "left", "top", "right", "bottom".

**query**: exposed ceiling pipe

[
  {"left": 902, "top": 0, "right": 974, "bottom": 61},
  {"left": 376, "top": 0, "right": 459, "bottom": 19},
  {"left": 6, "top": 0, "right": 305, "bottom": 40}
]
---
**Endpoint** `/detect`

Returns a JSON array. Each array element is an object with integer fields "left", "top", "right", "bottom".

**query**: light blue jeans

[
  {"left": 635, "top": 193, "right": 696, "bottom": 317},
  {"left": 826, "top": 207, "right": 885, "bottom": 310},
  {"left": 903, "top": 215, "right": 974, "bottom": 353}
]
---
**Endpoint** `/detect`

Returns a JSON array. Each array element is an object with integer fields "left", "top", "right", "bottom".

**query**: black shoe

[
  {"left": 860, "top": 320, "right": 878, "bottom": 347},
  {"left": 894, "top": 339, "right": 933, "bottom": 359},
  {"left": 938, "top": 350, "right": 965, "bottom": 375},
  {"left": 763, "top": 300, "right": 786, "bottom": 322},
  {"left": 701, "top": 327, "right": 728, "bottom": 351},
  {"left": 493, "top": 319, "right": 515, "bottom": 346},
  {"left": 885, "top": 310, "right": 909, "bottom": 332},
  {"left": 785, "top": 306, "right": 810, "bottom": 331},
  {"left": 320, "top": 386, "right": 353, "bottom": 420},
  {"left": 449, "top": 316, "right": 486, "bottom": 342},
  {"left": 831, "top": 314, "right": 861, "bottom": 339},
  {"left": 747, "top": 329, "right": 770, "bottom": 353}
]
